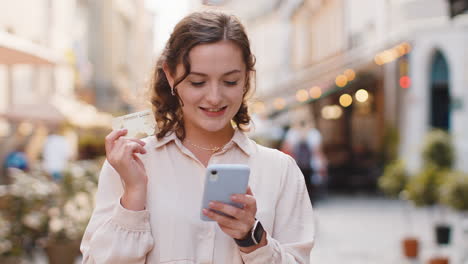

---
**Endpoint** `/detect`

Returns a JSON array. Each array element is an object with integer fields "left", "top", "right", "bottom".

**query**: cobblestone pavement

[{"left": 309, "top": 195, "right": 467, "bottom": 264}]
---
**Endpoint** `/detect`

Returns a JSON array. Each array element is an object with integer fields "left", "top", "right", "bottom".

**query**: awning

[
  {"left": 51, "top": 95, "right": 113, "bottom": 129},
  {"left": 0, "top": 31, "right": 58, "bottom": 65},
  {"left": 0, "top": 96, "right": 113, "bottom": 129},
  {"left": 0, "top": 103, "right": 65, "bottom": 124},
  {"left": 262, "top": 38, "right": 410, "bottom": 117}
]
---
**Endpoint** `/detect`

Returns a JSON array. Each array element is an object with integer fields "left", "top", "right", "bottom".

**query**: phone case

[{"left": 200, "top": 164, "right": 250, "bottom": 221}]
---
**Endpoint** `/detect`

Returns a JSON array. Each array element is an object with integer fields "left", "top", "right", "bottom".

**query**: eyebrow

[{"left": 189, "top": 70, "right": 241, "bottom": 77}]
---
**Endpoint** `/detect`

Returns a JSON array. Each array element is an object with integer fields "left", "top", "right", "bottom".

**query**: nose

[{"left": 205, "top": 82, "right": 222, "bottom": 105}]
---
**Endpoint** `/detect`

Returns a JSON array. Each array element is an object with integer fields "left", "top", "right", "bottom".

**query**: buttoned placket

[{"left": 172, "top": 139, "right": 236, "bottom": 264}]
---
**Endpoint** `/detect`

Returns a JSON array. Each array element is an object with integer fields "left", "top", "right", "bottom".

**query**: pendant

[{"left": 212, "top": 147, "right": 220, "bottom": 153}]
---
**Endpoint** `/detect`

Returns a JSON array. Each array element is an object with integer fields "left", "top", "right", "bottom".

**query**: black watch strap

[{"left": 234, "top": 219, "right": 264, "bottom": 247}]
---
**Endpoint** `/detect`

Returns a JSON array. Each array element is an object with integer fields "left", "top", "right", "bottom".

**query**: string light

[
  {"left": 339, "top": 94, "right": 353, "bottom": 107},
  {"left": 273, "top": 98, "right": 286, "bottom": 110},
  {"left": 321, "top": 105, "right": 343, "bottom": 120},
  {"left": 344, "top": 69, "right": 356, "bottom": 81},
  {"left": 296, "top": 89, "right": 309, "bottom": 102},
  {"left": 309, "top": 86, "right": 322, "bottom": 99},
  {"left": 375, "top": 42, "right": 412, "bottom": 65},
  {"left": 335, "top": 75, "right": 348, "bottom": 87},
  {"left": 355, "top": 89, "right": 369, "bottom": 103}
]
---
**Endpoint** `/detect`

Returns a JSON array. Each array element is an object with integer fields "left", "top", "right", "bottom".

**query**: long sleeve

[
  {"left": 240, "top": 155, "right": 315, "bottom": 263},
  {"left": 80, "top": 160, "right": 154, "bottom": 264}
]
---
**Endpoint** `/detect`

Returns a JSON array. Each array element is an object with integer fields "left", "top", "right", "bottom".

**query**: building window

[
  {"left": 449, "top": 0, "right": 468, "bottom": 18},
  {"left": 430, "top": 50, "right": 450, "bottom": 130}
]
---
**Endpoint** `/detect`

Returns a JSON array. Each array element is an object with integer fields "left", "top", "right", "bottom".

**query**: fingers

[
  {"left": 208, "top": 201, "right": 247, "bottom": 219},
  {"left": 202, "top": 208, "right": 252, "bottom": 239},
  {"left": 105, "top": 129, "right": 128, "bottom": 154},
  {"left": 108, "top": 138, "right": 147, "bottom": 165},
  {"left": 119, "top": 141, "right": 146, "bottom": 155},
  {"left": 231, "top": 193, "right": 256, "bottom": 212},
  {"left": 246, "top": 186, "right": 253, "bottom": 196},
  {"left": 105, "top": 129, "right": 147, "bottom": 154},
  {"left": 127, "top": 138, "right": 146, "bottom": 147}
]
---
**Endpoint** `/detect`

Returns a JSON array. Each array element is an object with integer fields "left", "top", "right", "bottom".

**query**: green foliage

[
  {"left": 422, "top": 129, "right": 454, "bottom": 169},
  {"left": 406, "top": 165, "right": 448, "bottom": 207},
  {"left": 439, "top": 171, "right": 468, "bottom": 211},
  {"left": 378, "top": 159, "right": 408, "bottom": 198},
  {"left": 0, "top": 160, "right": 101, "bottom": 257},
  {"left": 381, "top": 125, "right": 400, "bottom": 163}
]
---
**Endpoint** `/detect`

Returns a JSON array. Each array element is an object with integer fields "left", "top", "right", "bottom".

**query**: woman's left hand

[{"left": 202, "top": 186, "right": 266, "bottom": 252}]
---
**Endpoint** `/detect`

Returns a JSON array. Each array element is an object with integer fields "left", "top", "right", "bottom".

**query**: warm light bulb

[
  {"left": 296, "top": 89, "right": 309, "bottom": 102},
  {"left": 344, "top": 69, "right": 356, "bottom": 81},
  {"left": 273, "top": 98, "right": 286, "bottom": 110},
  {"left": 335, "top": 75, "right": 348, "bottom": 88},
  {"left": 339, "top": 94, "right": 353, "bottom": 107},
  {"left": 355, "top": 89, "right": 369, "bottom": 103},
  {"left": 309, "top": 86, "right": 322, "bottom": 99}
]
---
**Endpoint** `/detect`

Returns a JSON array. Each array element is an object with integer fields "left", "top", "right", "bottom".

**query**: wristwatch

[{"left": 234, "top": 219, "right": 265, "bottom": 247}]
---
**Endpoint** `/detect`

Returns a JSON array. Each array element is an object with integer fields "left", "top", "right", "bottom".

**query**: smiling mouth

[{"left": 199, "top": 106, "right": 227, "bottom": 112}]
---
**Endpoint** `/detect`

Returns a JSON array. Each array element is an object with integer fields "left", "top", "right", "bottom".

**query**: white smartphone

[{"left": 200, "top": 164, "right": 250, "bottom": 221}]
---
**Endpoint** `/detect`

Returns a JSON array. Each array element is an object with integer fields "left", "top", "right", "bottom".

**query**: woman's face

[{"left": 168, "top": 40, "right": 247, "bottom": 135}]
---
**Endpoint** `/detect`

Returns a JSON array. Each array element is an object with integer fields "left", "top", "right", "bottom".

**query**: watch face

[{"left": 253, "top": 221, "right": 264, "bottom": 243}]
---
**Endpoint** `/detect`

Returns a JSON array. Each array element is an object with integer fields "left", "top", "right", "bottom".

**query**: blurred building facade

[
  {"left": 210, "top": 0, "right": 468, "bottom": 189},
  {"left": 0, "top": 0, "right": 155, "bottom": 178},
  {"left": 0, "top": 0, "right": 77, "bottom": 170},
  {"left": 87, "top": 0, "right": 155, "bottom": 112},
  {"left": 398, "top": 0, "right": 468, "bottom": 173}
]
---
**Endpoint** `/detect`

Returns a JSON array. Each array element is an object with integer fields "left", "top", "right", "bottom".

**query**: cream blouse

[{"left": 80, "top": 130, "right": 315, "bottom": 263}]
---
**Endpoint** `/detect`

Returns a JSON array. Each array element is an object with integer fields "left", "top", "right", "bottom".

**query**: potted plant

[
  {"left": 439, "top": 170, "right": 468, "bottom": 263},
  {"left": 422, "top": 129, "right": 454, "bottom": 246},
  {"left": 378, "top": 159, "right": 419, "bottom": 258},
  {"left": 405, "top": 129, "right": 454, "bottom": 263}
]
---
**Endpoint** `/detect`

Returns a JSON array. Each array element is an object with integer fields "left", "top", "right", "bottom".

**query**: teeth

[{"left": 205, "top": 107, "right": 224, "bottom": 112}]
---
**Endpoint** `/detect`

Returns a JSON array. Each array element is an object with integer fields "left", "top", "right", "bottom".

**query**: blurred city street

[
  {"left": 311, "top": 195, "right": 467, "bottom": 264},
  {"left": 2, "top": 0, "right": 468, "bottom": 263}
]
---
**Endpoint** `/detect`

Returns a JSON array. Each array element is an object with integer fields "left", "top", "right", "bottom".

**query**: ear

[{"left": 162, "top": 62, "right": 175, "bottom": 89}]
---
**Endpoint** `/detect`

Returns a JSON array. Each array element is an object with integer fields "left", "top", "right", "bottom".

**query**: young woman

[{"left": 81, "top": 11, "right": 315, "bottom": 264}]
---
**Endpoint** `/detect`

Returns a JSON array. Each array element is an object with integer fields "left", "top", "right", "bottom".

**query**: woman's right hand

[{"left": 105, "top": 129, "right": 148, "bottom": 210}]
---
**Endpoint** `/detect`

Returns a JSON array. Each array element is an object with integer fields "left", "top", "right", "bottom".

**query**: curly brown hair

[{"left": 150, "top": 11, "right": 256, "bottom": 140}]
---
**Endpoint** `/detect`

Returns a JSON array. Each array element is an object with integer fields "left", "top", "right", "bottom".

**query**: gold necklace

[{"left": 185, "top": 139, "right": 225, "bottom": 153}]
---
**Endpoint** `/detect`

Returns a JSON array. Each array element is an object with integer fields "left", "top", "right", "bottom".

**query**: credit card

[{"left": 112, "top": 109, "right": 157, "bottom": 139}]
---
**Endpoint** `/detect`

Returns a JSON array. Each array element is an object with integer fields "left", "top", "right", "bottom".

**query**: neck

[{"left": 184, "top": 124, "right": 235, "bottom": 149}]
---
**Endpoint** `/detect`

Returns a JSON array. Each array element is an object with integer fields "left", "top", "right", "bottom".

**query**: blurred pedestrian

[
  {"left": 281, "top": 119, "right": 328, "bottom": 202},
  {"left": 42, "top": 126, "right": 71, "bottom": 181},
  {"left": 2, "top": 142, "right": 29, "bottom": 185},
  {"left": 81, "top": 11, "right": 315, "bottom": 264},
  {"left": 4, "top": 143, "right": 29, "bottom": 171}
]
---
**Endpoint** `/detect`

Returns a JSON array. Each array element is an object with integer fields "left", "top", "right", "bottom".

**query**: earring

[{"left": 171, "top": 86, "right": 175, "bottom": 96}]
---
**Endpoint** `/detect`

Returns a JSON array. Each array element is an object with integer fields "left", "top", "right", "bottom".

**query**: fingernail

[
  {"left": 209, "top": 202, "right": 215, "bottom": 208},
  {"left": 231, "top": 195, "right": 238, "bottom": 200},
  {"left": 202, "top": 209, "right": 208, "bottom": 214}
]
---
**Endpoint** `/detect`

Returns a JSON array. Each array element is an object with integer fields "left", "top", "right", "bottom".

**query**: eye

[
  {"left": 224, "top": 81, "right": 238, "bottom": 86},
  {"left": 191, "top": 81, "right": 205, "bottom": 87}
]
